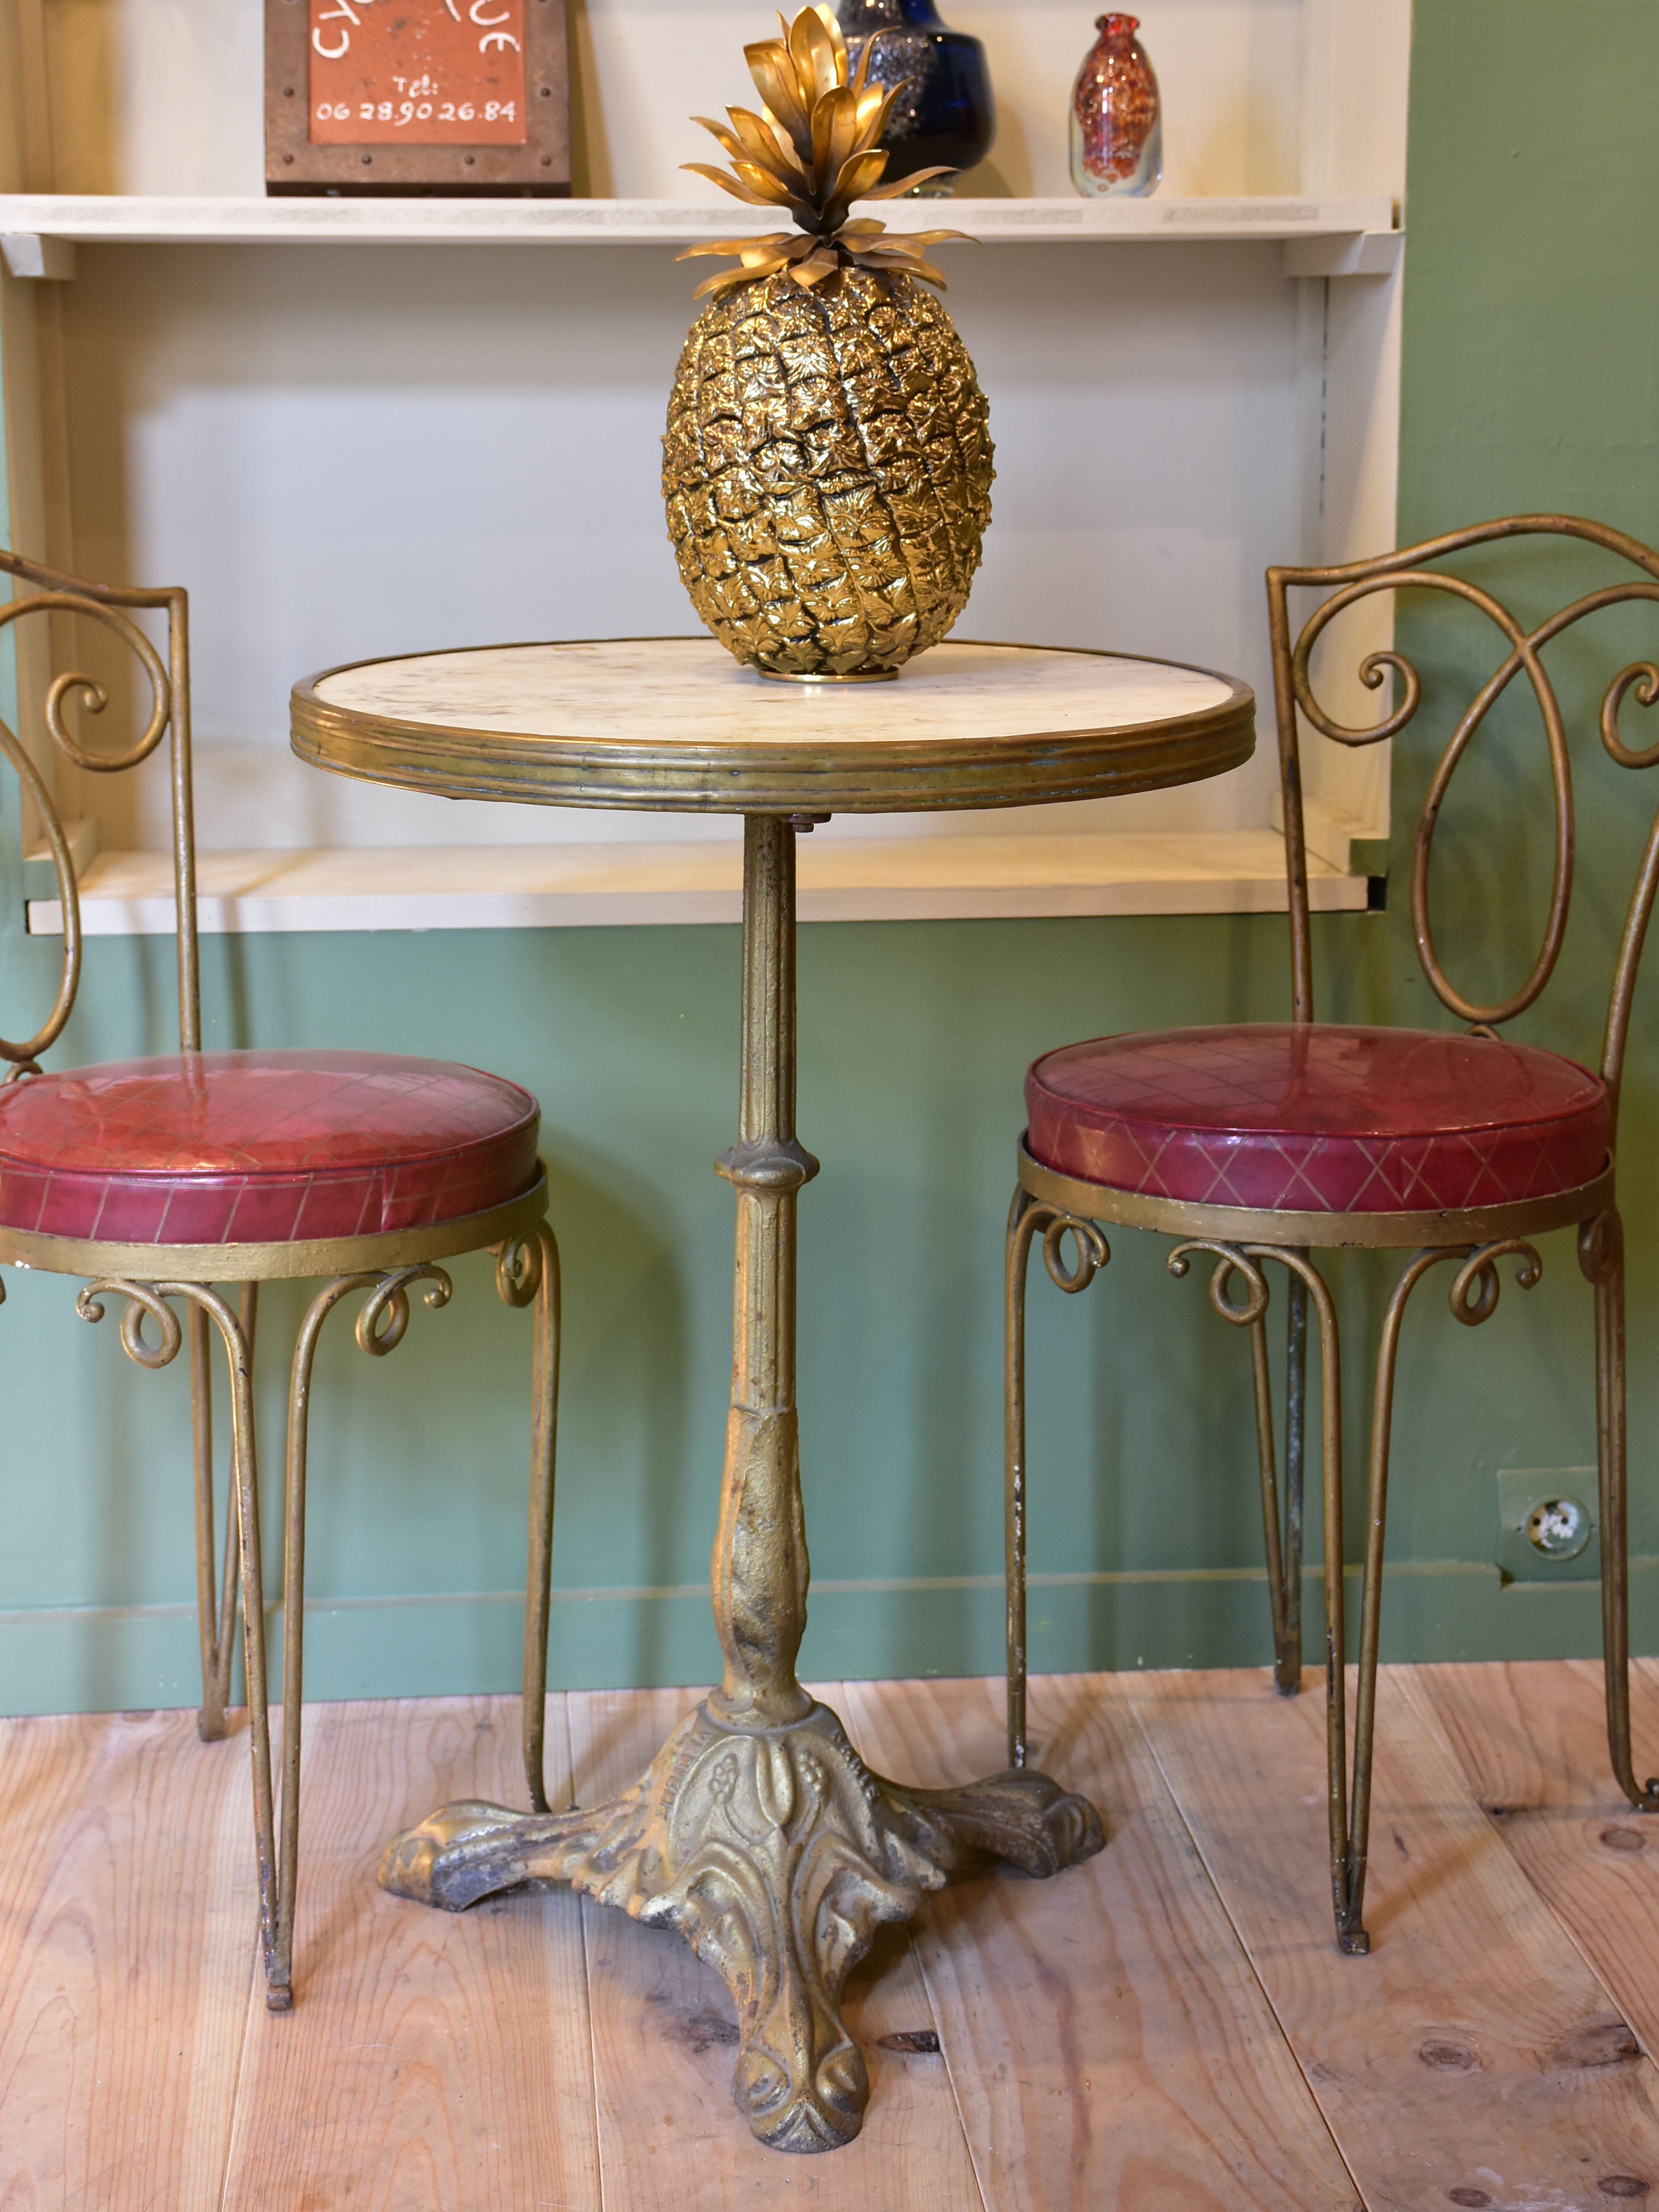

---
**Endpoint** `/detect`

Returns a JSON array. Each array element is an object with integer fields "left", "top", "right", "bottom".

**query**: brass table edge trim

[
  {"left": 289, "top": 637, "right": 1255, "bottom": 815},
  {"left": 1016, "top": 1140, "right": 1615, "bottom": 1249},
  {"left": 0, "top": 1173, "right": 549, "bottom": 1281}
]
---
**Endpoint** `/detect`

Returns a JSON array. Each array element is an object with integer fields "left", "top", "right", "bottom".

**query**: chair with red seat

[
  {"left": 1005, "top": 515, "right": 1659, "bottom": 1954},
  {"left": 0, "top": 548, "right": 561, "bottom": 2008}
]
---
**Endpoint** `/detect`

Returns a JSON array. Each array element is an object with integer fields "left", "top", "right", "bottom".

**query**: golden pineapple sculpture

[{"left": 663, "top": 5, "right": 994, "bottom": 681}]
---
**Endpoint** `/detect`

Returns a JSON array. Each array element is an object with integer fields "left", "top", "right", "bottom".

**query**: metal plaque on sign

[{"left": 265, "top": 0, "right": 570, "bottom": 196}]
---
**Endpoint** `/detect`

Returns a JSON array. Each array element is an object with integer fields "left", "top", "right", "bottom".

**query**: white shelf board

[
  {"left": 0, "top": 194, "right": 1398, "bottom": 279},
  {"left": 24, "top": 831, "right": 1370, "bottom": 936}
]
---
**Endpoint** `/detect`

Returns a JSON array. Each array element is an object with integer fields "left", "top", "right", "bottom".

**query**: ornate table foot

[{"left": 379, "top": 1696, "right": 1103, "bottom": 2151}]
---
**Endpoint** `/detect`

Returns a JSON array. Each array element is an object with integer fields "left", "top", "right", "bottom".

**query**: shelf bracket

[
  {"left": 1, "top": 235, "right": 76, "bottom": 281},
  {"left": 1283, "top": 231, "right": 1401, "bottom": 281}
]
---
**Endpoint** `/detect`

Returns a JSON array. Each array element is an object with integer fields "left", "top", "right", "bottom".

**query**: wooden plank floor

[{"left": 2, "top": 1665, "right": 1657, "bottom": 2209}]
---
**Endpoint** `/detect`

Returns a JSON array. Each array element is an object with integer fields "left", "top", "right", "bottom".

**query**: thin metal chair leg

[
  {"left": 1171, "top": 1242, "right": 1358, "bottom": 1949},
  {"left": 1001, "top": 1190, "right": 1109, "bottom": 1771},
  {"left": 214, "top": 1292, "right": 280, "bottom": 2008},
  {"left": 1293, "top": 1258, "right": 1357, "bottom": 1954},
  {"left": 192, "top": 1285, "right": 258, "bottom": 1743},
  {"left": 1341, "top": 1249, "right": 1447, "bottom": 1955},
  {"left": 1583, "top": 1210, "right": 1659, "bottom": 1813},
  {"left": 1281, "top": 1265, "right": 1308, "bottom": 1694},
  {"left": 516, "top": 1223, "right": 563, "bottom": 1815},
  {"left": 79, "top": 1281, "right": 277, "bottom": 2000},
  {"left": 1004, "top": 1187, "right": 1041, "bottom": 1771},
  {"left": 190, "top": 1305, "right": 226, "bottom": 1740},
  {"left": 1343, "top": 1237, "right": 1543, "bottom": 1954},
  {"left": 274, "top": 1283, "right": 339, "bottom": 2010},
  {"left": 1219, "top": 1250, "right": 1355, "bottom": 1947},
  {"left": 272, "top": 1264, "right": 454, "bottom": 2009},
  {"left": 1248, "top": 1311, "right": 1297, "bottom": 1693}
]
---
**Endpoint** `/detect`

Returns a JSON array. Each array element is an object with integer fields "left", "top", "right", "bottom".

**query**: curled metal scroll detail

[
  {"left": 1168, "top": 1240, "right": 1271, "bottom": 1328},
  {"left": 77, "top": 1277, "right": 186, "bottom": 1369},
  {"left": 1601, "top": 661, "right": 1659, "bottom": 769},
  {"left": 1038, "top": 1212, "right": 1109, "bottom": 1294},
  {"left": 494, "top": 1233, "right": 546, "bottom": 1310},
  {"left": 1294, "top": 603, "right": 1428, "bottom": 749},
  {"left": 7, "top": 593, "right": 174, "bottom": 774},
  {"left": 1448, "top": 1239, "right": 1543, "bottom": 1327},
  {"left": 0, "top": 583, "right": 176, "bottom": 1068},
  {"left": 354, "top": 1264, "right": 453, "bottom": 1357},
  {"left": 1276, "top": 520, "right": 1659, "bottom": 1040},
  {"left": 0, "top": 719, "right": 82, "bottom": 1068}
]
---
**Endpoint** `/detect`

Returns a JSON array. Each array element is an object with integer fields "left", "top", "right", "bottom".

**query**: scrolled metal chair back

[
  {"left": 0, "top": 548, "right": 199, "bottom": 1070},
  {"left": 1268, "top": 514, "right": 1659, "bottom": 1142}
]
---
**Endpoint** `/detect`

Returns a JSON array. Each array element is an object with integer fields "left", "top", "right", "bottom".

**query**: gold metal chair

[
  {"left": 1005, "top": 515, "right": 1659, "bottom": 1953},
  {"left": 0, "top": 548, "right": 561, "bottom": 2006}
]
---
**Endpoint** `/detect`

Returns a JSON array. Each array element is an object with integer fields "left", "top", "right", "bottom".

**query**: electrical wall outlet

[{"left": 1496, "top": 1467, "right": 1600, "bottom": 1585}]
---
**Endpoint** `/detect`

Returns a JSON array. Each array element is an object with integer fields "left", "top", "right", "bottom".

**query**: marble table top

[
  {"left": 314, "top": 638, "right": 1236, "bottom": 746},
  {"left": 294, "top": 637, "right": 1254, "bottom": 816}
]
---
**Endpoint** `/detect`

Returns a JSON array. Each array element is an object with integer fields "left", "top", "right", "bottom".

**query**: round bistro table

[{"left": 290, "top": 636, "right": 1255, "bottom": 2154}]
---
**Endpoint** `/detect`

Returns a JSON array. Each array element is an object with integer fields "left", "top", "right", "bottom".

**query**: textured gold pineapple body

[{"left": 663, "top": 267, "right": 994, "bottom": 681}]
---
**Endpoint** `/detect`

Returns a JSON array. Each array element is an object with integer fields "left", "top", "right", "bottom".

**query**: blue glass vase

[{"left": 835, "top": 0, "right": 996, "bottom": 193}]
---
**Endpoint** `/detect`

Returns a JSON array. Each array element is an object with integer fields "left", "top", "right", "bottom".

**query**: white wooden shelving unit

[
  {"left": 0, "top": 189, "right": 1398, "bottom": 266},
  {"left": 0, "top": 0, "right": 1409, "bottom": 934}
]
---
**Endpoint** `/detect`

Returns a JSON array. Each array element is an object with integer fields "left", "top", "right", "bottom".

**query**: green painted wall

[{"left": 1, "top": 0, "right": 1657, "bottom": 1715}]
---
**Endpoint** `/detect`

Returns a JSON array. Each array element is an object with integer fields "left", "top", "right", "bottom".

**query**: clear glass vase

[{"left": 1070, "top": 14, "right": 1161, "bottom": 199}]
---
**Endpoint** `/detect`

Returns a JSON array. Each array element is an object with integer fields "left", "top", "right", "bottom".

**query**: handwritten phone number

[{"left": 314, "top": 99, "right": 517, "bottom": 124}]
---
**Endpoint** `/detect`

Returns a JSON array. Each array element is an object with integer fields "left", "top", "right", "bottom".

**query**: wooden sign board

[{"left": 267, "top": 0, "right": 570, "bottom": 196}]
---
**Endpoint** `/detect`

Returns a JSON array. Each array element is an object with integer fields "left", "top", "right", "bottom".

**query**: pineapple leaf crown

[{"left": 678, "top": 4, "right": 972, "bottom": 300}]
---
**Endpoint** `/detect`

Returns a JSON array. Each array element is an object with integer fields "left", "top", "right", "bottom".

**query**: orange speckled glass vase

[{"left": 1070, "top": 14, "right": 1161, "bottom": 198}]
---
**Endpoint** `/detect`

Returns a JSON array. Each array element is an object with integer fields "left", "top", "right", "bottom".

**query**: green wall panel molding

[
  {"left": 2, "top": 0, "right": 1659, "bottom": 1711},
  {"left": 0, "top": 903, "right": 1646, "bottom": 1711},
  {"left": 3, "top": 1555, "right": 1654, "bottom": 1720}
]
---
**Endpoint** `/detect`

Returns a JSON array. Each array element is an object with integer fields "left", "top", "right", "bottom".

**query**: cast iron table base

[
  {"left": 379, "top": 815, "right": 1103, "bottom": 2151},
  {"left": 382, "top": 1696, "right": 1100, "bottom": 2151}
]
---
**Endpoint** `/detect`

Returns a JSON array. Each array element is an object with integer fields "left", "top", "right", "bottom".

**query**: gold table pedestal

[
  {"left": 379, "top": 816, "right": 1105, "bottom": 2153},
  {"left": 292, "top": 636, "right": 1254, "bottom": 2155}
]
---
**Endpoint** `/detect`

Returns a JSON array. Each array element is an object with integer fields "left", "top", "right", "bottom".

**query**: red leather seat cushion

[
  {"left": 1025, "top": 1024, "right": 1609, "bottom": 1213},
  {"left": 0, "top": 1050, "right": 540, "bottom": 1243}
]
